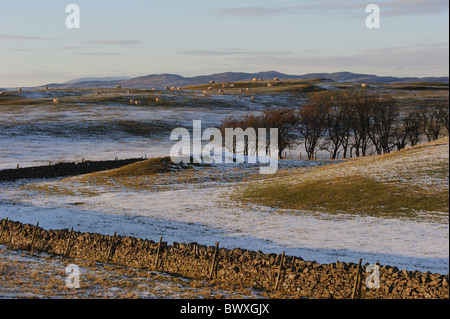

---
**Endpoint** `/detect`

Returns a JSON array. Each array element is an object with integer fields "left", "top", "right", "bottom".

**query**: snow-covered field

[{"left": 0, "top": 92, "right": 448, "bottom": 280}]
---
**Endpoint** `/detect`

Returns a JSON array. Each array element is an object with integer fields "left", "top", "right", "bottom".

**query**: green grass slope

[{"left": 239, "top": 137, "right": 449, "bottom": 222}]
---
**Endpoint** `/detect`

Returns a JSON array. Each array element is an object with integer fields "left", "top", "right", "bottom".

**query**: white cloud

[
  {"left": 84, "top": 39, "right": 143, "bottom": 46},
  {"left": 211, "top": 0, "right": 449, "bottom": 18},
  {"left": 0, "top": 34, "right": 57, "bottom": 41}
]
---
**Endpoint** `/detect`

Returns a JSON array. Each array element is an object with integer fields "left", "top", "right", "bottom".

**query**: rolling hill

[{"left": 41, "top": 71, "right": 449, "bottom": 90}]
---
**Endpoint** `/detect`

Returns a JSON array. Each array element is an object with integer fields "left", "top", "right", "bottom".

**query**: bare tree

[
  {"left": 298, "top": 95, "right": 329, "bottom": 159},
  {"left": 366, "top": 92, "right": 398, "bottom": 154},
  {"left": 421, "top": 105, "right": 444, "bottom": 142}
]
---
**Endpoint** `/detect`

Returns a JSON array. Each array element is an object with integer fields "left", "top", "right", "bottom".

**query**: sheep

[
  {"left": 170, "top": 86, "right": 176, "bottom": 91},
  {"left": 152, "top": 88, "right": 156, "bottom": 91},
  {"left": 135, "top": 100, "right": 139, "bottom": 105},
  {"left": 267, "top": 83, "right": 272, "bottom": 87},
  {"left": 177, "top": 87, "right": 181, "bottom": 90},
  {"left": 252, "top": 78, "right": 257, "bottom": 82},
  {"left": 209, "top": 80, "right": 215, "bottom": 84},
  {"left": 53, "top": 98, "right": 59, "bottom": 104},
  {"left": 230, "top": 84, "right": 235, "bottom": 88},
  {"left": 207, "top": 86, "right": 213, "bottom": 90},
  {"left": 274, "top": 77, "right": 279, "bottom": 81},
  {"left": 165, "top": 86, "right": 170, "bottom": 90},
  {"left": 361, "top": 83, "right": 367, "bottom": 88},
  {"left": 155, "top": 97, "right": 162, "bottom": 103},
  {"left": 203, "top": 90, "right": 208, "bottom": 96},
  {"left": 18, "top": 88, "right": 22, "bottom": 92},
  {"left": 218, "top": 89, "right": 224, "bottom": 93},
  {"left": 127, "top": 90, "right": 131, "bottom": 94},
  {"left": 116, "top": 85, "right": 122, "bottom": 89},
  {"left": 0, "top": 91, "right": 4, "bottom": 96},
  {"left": 130, "top": 99, "right": 134, "bottom": 105}
]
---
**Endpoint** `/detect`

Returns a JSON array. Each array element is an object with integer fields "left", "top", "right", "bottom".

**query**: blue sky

[{"left": 0, "top": 0, "right": 448, "bottom": 87}]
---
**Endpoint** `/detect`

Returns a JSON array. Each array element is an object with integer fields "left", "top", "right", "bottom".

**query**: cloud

[
  {"left": 84, "top": 39, "right": 142, "bottom": 46},
  {"left": 211, "top": 0, "right": 449, "bottom": 18},
  {"left": 0, "top": 34, "right": 57, "bottom": 41},
  {"left": 178, "top": 49, "right": 292, "bottom": 57},
  {"left": 226, "top": 42, "right": 449, "bottom": 76},
  {"left": 75, "top": 52, "right": 124, "bottom": 56}
]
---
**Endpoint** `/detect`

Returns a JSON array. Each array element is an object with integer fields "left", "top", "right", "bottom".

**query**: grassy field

[{"left": 238, "top": 137, "right": 449, "bottom": 223}]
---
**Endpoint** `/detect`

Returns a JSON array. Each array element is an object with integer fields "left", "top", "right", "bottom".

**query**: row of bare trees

[{"left": 220, "top": 88, "right": 449, "bottom": 159}]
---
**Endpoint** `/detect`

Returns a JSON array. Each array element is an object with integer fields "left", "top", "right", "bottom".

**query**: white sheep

[
  {"left": 361, "top": 83, "right": 367, "bottom": 88},
  {"left": 135, "top": 100, "right": 139, "bottom": 105},
  {"left": 155, "top": 97, "right": 161, "bottom": 103},
  {"left": 130, "top": 99, "right": 134, "bottom": 104},
  {"left": 209, "top": 80, "right": 215, "bottom": 84},
  {"left": 53, "top": 98, "right": 59, "bottom": 104}
]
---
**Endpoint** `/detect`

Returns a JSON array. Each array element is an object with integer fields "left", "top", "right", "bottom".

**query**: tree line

[{"left": 220, "top": 88, "right": 449, "bottom": 159}]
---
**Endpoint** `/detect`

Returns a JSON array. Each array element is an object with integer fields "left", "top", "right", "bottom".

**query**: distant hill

[{"left": 42, "top": 71, "right": 449, "bottom": 89}]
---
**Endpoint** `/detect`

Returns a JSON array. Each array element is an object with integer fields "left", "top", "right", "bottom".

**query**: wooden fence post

[
  {"left": 155, "top": 237, "right": 162, "bottom": 270},
  {"left": 275, "top": 251, "right": 285, "bottom": 291},
  {"left": 351, "top": 259, "right": 363, "bottom": 299},
  {"left": 209, "top": 242, "right": 219, "bottom": 280},
  {"left": 107, "top": 232, "right": 117, "bottom": 262},
  {"left": 64, "top": 227, "right": 73, "bottom": 257},
  {"left": 30, "top": 222, "right": 39, "bottom": 252}
]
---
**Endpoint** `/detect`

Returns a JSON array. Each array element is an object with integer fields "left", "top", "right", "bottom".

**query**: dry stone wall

[
  {"left": 0, "top": 219, "right": 448, "bottom": 299},
  {"left": 0, "top": 158, "right": 145, "bottom": 181}
]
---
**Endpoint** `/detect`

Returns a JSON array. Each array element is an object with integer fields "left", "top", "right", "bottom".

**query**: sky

[{"left": 0, "top": 0, "right": 448, "bottom": 88}]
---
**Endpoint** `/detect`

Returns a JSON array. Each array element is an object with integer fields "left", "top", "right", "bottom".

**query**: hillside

[
  {"left": 40, "top": 71, "right": 449, "bottom": 90},
  {"left": 239, "top": 137, "right": 449, "bottom": 222}
]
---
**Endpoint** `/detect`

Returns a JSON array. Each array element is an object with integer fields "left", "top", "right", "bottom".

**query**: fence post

[
  {"left": 64, "top": 227, "right": 73, "bottom": 257},
  {"left": 30, "top": 222, "right": 39, "bottom": 252},
  {"left": 209, "top": 242, "right": 219, "bottom": 280},
  {"left": 155, "top": 237, "right": 162, "bottom": 270},
  {"left": 275, "top": 251, "right": 285, "bottom": 291},
  {"left": 351, "top": 258, "right": 363, "bottom": 299},
  {"left": 107, "top": 231, "right": 117, "bottom": 262}
]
